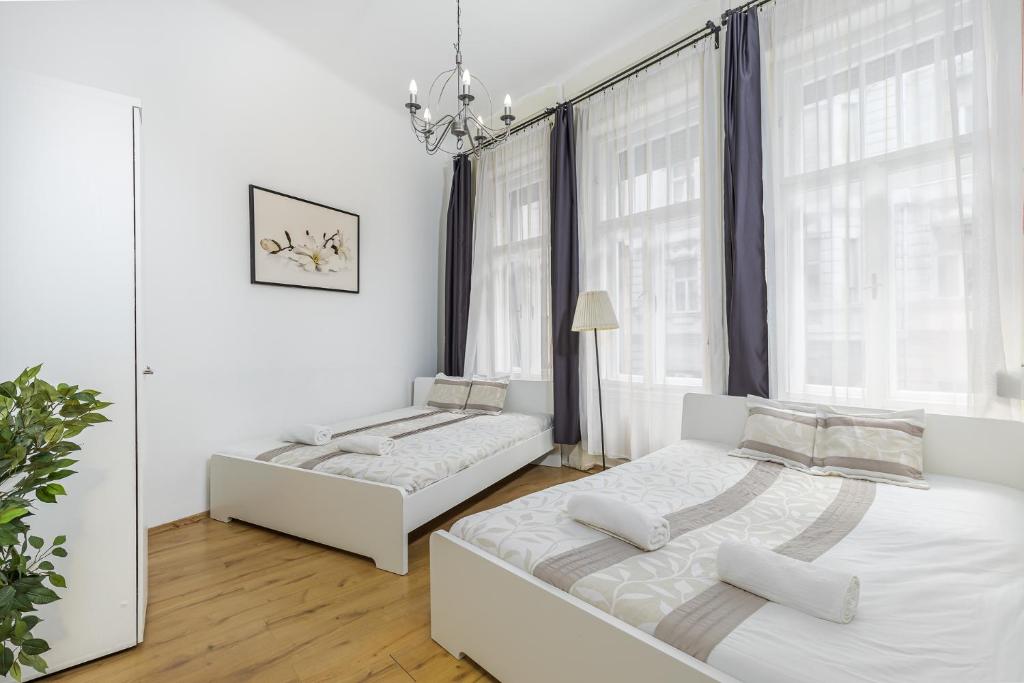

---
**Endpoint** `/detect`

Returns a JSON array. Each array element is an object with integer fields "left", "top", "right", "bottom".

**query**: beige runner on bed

[
  {"left": 532, "top": 462, "right": 876, "bottom": 662},
  {"left": 255, "top": 410, "right": 480, "bottom": 470}
]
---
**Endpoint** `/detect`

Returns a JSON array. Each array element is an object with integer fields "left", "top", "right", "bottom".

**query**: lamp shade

[
  {"left": 571, "top": 290, "right": 619, "bottom": 331},
  {"left": 997, "top": 368, "right": 1024, "bottom": 399}
]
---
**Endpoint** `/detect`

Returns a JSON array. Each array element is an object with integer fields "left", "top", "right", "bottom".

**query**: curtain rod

[
  {"left": 721, "top": 0, "right": 775, "bottom": 25},
  {"left": 471, "top": 20, "right": 721, "bottom": 155},
  {"left": 569, "top": 20, "right": 720, "bottom": 106}
]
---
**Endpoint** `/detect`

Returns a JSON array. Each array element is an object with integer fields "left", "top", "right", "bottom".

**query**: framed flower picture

[{"left": 249, "top": 185, "right": 360, "bottom": 293}]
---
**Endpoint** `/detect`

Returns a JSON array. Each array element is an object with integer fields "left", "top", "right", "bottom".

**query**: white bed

[
  {"left": 430, "top": 393, "right": 1024, "bottom": 683},
  {"left": 209, "top": 377, "right": 556, "bottom": 575}
]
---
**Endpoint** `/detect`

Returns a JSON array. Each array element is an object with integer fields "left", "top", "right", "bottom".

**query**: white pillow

[
  {"left": 729, "top": 395, "right": 819, "bottom": 471},
  {"left": 813, "top": 406, "right": 928, "bottom": 489},
  {"left": 465, "top": 375, "right": 510, "bottom": 415},
  {"left": 426, "top": 373, "right": 472, "bottom": 411}
]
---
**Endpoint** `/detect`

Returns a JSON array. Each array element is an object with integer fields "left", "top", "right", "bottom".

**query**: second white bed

[
  {"left": 446, "top": 439, "right": 1024, "bottom": 682},
  {"left": 218, "top": 405, "right": 551, "bottom": 494},
  {"left": 210, "top": 377, "right": 556, "bottom": 575}
]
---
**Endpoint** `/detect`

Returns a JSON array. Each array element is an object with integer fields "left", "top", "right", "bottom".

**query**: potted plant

[{"left": 0, "top": 365, "right": 110, "bottom": 680}]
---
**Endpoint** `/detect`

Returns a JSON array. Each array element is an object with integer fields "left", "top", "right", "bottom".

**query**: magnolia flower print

[{"left": 260, "top": 228, "right": 352, "bottom": 273}]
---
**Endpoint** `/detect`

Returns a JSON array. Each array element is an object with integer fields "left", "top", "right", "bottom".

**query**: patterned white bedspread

[
  {"left": 217, "top": 407, "right": 552, "bottom": 494},
  {"left": 450, "top": 439, "right": 1024, "bottom": 683}
]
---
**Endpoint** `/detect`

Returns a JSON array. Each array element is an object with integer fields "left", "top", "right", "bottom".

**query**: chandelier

[{"left": 404, "top": 0, "right": 515, "bottom": 156}]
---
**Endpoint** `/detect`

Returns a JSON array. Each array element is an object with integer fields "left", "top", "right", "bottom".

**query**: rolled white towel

[
  {"left": 717, "top": 541, "right": 860, "bottom": 624},
  {"left": 282, "top": 424, "right": 331, "bottom": 446},
  {"left": 335, "top": 434, "right": 396, "bottom": 457},
  {"left": 566, "top": 492, "right": 669, "bottom": 551}
]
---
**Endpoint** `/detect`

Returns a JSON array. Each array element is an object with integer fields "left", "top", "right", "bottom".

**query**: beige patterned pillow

[
  {"left": 465, "top": 376, "right": 510, "bottom": 415},
  {"left": 730, "top": 396, "right": 818, "bottom": 471},
  {"left": 814, "top": 407, "right": 928, "bottom": 489},
  {"left": 426, "top": 374, "right": 471, "bottom": 411}
]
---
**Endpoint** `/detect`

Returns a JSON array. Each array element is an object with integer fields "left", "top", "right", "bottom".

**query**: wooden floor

[{"left": 52, "top": 465, "right": 590, "bottom": 683}]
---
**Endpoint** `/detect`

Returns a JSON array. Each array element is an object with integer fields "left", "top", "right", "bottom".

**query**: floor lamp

[{"left": 571, "top": 290, "right": 619, "bottom": 470}]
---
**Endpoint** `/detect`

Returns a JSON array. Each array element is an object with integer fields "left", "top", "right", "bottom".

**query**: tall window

[
  {"left": 577, "top": 42, "right": 724, "bottom": 458},
  {"left": 464, "top": 125, "right": 551, "bottom": 380},
  {"left": 761, "top": 0, "right": 1018, "bottom": 415}
]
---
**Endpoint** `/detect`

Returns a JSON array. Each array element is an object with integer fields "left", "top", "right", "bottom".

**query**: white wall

[{"left": 0, "top": 0, "right": 445, "bottom": 526}]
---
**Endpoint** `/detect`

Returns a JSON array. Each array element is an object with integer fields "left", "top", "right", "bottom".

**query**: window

[
  {"left": 577, "top": 42, "right": 724, "bottom": 458},
  {"left": 492, "top": 180, "right": 549, "bottom": 378},
  {"left": 603, "top": 128, "right": 707, "bottom": 387},
  {"left": 464, "top": 126, "right": 551, "bottom": 380},
  {"left": 764, "top": 0, "right": 994, "bottom": 412}
]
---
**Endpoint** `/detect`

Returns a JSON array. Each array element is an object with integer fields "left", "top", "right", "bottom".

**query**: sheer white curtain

[
  {"left": 576, "top": 40, "right": 725, "bottom": 460},
  {"left": 464, "top": 124, "right": 552, "bottom": 379},
  {"left": 760, "top": 0, "right": 1022, "bottom": 416}
]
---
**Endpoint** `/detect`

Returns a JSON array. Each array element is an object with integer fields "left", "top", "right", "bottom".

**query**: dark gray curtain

[
  {"left": 443, "top": 154, "right": 473, "bottom": 377},
  {"left": 724, "top": 10, "right": 769, "bottom": 398},
  {"left": 550, "top": 103, "right": 581, "bottom": 444}
]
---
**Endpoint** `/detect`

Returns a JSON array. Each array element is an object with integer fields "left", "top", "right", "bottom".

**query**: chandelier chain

[{"left": 454, "top": 0, "right": 462, "bottom": 64}]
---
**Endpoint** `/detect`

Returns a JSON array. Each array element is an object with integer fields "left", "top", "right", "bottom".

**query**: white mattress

[
  {"left": 450, "top": 440, "right": 1024, "bottom": 683},
  {"left": 217, "top": 406, "right": 553, "bottom": 494}
]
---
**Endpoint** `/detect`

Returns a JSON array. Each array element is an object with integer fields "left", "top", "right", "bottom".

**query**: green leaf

[
  {"left": 20, "top": 639, "right": 48, "bottom": 656},
  {"left": 35, "top": 489, "right": 56, "bottom": 504},
  {"left": 47, "top": 574, "right": 65, "bottom": 589},
  {"left": 51, "top": 547, "right": 67, "bottom": 558},
  {"left": 8, "top": 658, "right": 19, "bottom": 682},
  {"left": 37, "top": 562, "right": 53, "bottom": 571},
  {"left": 52, "top": 535, "right": 66, "bottom": 546},
  {"left": 17, "top": 651, "right": 46, "bottom": 674},
  {"left": 0, "top": 646, "right": 13, "bottom": 676},
  {"left": 23, "top": 585, "right": 59, "bottom": 605},
  {"left": 0, "top": 586, "right": 17, "bottom": 613},
  {"left": 0, "top": 528, "right": 19, "bottom": 546},
  {"left": 20, "top": 616, "right": 39, "bottom": 631},
  {"left": 44, "top": 483, "right": 66, "bottom": 497},
  {"left": 13, "top": 620, "right": 29, "bottom": 640},
  {"left": 17, "top": 365, "right": 42, "bottom": 384},
  {"left": 27, "top": 536, "right": 43, "bottom": 550},
  {"left": 0, "top": 508, "right": 28, "bottom": 524}
]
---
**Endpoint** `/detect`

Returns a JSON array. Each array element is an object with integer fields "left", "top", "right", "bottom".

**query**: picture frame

[{"left": 249, "top": 184, "right": 360, "bottom": 294}]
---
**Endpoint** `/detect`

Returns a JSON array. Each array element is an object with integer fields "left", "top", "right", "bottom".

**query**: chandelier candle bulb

[
  {"left": 500, "top": 93, "right": 515, "bottom": 126},
  {"left": 474, "top": 115, "right": 487, "bottom": 144},
  {"left": 404, "top": 79, "right": 421, "bottom": 112},
  {"left": 423, "top": 107, "right": 431, "bottom": 123}
]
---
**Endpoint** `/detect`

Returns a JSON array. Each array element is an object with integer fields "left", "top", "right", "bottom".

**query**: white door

[{"left": 0, "top": 71, "right": 140, "bottom": 675}]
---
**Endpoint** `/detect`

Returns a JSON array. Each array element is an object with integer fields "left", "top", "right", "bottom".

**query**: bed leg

[
  {"left": 372, "top": 538, "right": 409, "bottom": 575},
  {"left": 209, "top": 509, "right": 232, "bottom": 523},
  {"left": 430, "top": 533, "right": 470, "bottom": 661},
  {"left": 434, "top": 639, "right": 466, "bottom": 660}
]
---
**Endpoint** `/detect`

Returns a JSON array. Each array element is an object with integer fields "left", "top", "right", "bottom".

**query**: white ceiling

[{"left": 217, "top": 0, "right": 706, "bottom": 112}]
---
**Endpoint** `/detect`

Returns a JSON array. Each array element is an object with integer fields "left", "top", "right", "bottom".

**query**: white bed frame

[
  {"left": 209, "top": 377, "right": 557, "bottom": 575},
  {"left": 431, "top": 393, "right": 1024, "bottom": 683}
]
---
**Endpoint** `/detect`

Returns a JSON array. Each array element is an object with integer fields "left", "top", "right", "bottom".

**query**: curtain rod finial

[{"left": 706, "top": 20, "right": 721, "bottom": 49}]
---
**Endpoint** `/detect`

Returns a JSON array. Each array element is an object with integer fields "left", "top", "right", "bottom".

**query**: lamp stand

[{"left": 593, "top": 328, "right": 606, "bottom": 471}]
